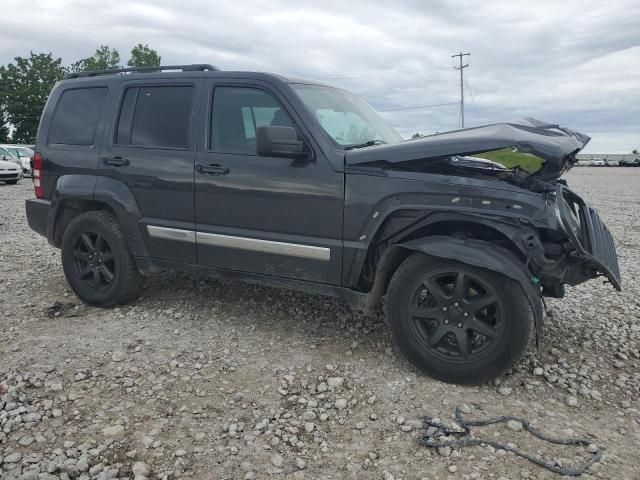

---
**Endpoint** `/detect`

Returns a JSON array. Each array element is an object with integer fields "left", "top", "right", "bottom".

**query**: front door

[{"left": 194, "top": 81, "right": 344, "bottom": 284}]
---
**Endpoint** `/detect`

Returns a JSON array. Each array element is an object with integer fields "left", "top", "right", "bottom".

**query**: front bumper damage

[{"left": 555, "top": 186, "right": 621, "bottom": 290}]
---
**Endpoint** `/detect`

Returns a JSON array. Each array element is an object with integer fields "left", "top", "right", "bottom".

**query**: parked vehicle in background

[
  {"left": 619, "top": 158, "right": 640, "bottom": 167},
  {"left": 577, "top": 159, "right": 591, "bottom": 167},
  {"left": 604, "top": 159, "right": 619, "bottom": 167},
  {"left": 0, "top": 147, "right": 22, "bottom": 168},
  {"left": 0, "top": 157, "right": 22, "bottom": 184},
  {"left": 0, "top": 145, "right": 33, "bottom": 176},
  {"left": 591, "top": 158, "right": 605, "bottom": 167},
  {"left": 25, "top": 64, "right": 621, "bottom": 385}
]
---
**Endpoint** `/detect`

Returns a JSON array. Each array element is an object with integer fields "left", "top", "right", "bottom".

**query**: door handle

[
  {"left": 102, "top": 156, "right": 130, "bottom": 167},
  {"left": 196, "top": 163, "right": 229, "bottom": 175}
]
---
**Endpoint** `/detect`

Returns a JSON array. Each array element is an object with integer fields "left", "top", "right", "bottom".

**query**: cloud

[{"left": 1, "top": 0, "right": 638, "bottom": 152}]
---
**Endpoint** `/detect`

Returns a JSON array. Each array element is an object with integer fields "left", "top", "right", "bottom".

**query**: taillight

[{"left": 33, "top": 152, "right": 43, "bottom": 198}]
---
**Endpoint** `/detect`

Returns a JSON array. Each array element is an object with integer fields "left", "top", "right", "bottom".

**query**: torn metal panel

[{"left": 345, "top": 118, "right": 590, "bottom": 181}]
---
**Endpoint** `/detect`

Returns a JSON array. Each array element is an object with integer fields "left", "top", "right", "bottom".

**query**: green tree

[
  {"left": 0, "top": 106, "right": 10, "bottom": 143},
  {"left": 411, "top": 133, "right": 423, "bottom": 139},
  {"left": 128, "top": 44, "right": 161, "bottom": 68},
  {"left": 632, "top": 149, "right": 639, "bottom": 155},
  {"left": 71, "top": 45, "right": 120, "bottom": 72},
  {"left": 0, "top": 52, "right": 66, "bottom": 143}
]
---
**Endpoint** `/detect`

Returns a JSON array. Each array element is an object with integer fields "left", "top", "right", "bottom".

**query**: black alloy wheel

[
  {"left": 72, "top": 231, "right": 116, "bottom": 291},
  {"left": 386, "top": 254, "right": 533, "bottom": 384},
  {"left": 61, "top": 210, "right": 143, "bottom": 307},
  {"left": 408, "top": 270, "right": 504, "bottom": 362}
]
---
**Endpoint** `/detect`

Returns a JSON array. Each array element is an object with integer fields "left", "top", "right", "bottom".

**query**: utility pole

[{"left": 451, "top": 52, "right": 470, "bottom": 128}]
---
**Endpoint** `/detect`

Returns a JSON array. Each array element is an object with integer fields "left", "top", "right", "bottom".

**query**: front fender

[{"left": 401, "top": 235, "right": 544, "bottom": 343}]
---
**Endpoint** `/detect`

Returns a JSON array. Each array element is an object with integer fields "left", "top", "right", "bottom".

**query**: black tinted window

[
  {"left": 211, "top": 87, "right": 295, "bottom": 154},
  {"left": 116, "top": 86, "right": 193, "bottom": 148},
  {"left": 49, "top": 87, "right": 107, "bottom": 145}
]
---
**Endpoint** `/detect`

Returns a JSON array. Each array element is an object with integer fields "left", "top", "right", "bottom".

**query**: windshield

[
  {"left": 0, "top": 148, "right": 18, "bottom": 160},
  {"left": 292, "top": 84, "right": 402, "bottom": 148},
  {"left": 11, "top": 147, "right": 33, "bottom": 158}
]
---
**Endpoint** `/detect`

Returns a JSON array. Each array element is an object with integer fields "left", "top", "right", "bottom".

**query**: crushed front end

[
  {"left": 554, "top": 185, "right": 620, "bottom": 289},
  {"left": 528, "top": 184, "right": 621, "bottom": 297}
]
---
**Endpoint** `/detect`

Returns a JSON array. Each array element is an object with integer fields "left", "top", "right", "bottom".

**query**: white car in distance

[{"left": 0, "top": 145, "right": 33, "bottom": 176}]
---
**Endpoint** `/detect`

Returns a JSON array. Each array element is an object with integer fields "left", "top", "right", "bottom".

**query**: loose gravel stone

[
  {"left": 498, "top": 386, "right": 512, "bottom": 396},
  {"left": 438, "top": 446, "right": 452, "bottom": 457},
  {"left": 335, "top": 398, "right": 348, "bottom": 410},
  {"left": 132, "top": 461, "right": 150, "bottom": 477},
  {"left": 102, "top": 425, "right": 125, "bottom": 437},
  {"left": 111, "top": 351, "right": 126, "bottom": 362},
  {"left": 270, "top": 453, "right": 283, "bottom": 467},
  {"left": 3, "top": 452, "right": 22, "bottom": 463},
  {"left": 327, "top": 377, "right": 344, "bottom": 387},
  {"left": 507, "top": 420, "right": 523, "bottom": 432}
]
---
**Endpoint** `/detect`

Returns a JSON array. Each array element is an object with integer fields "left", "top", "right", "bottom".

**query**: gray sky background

[{"left": 2, "top": 0, "right": 638, "bottom": 153}]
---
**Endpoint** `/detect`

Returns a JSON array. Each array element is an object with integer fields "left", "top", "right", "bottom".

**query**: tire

[
  {"left": 5, "top": 180, "right": 18, "bottom": 185},
  {"left": 386, "top": 253, "right": 533, "bottom": 384},
  {"left": 61, "top": 210, "right": 143, "bottom": 307}
]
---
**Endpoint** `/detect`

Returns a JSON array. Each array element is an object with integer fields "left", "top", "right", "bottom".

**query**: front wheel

[
  {"left": 61, "top": 211, "right": 143, "bottom": 307},
  {"left": 386, "top": 254, "right": 533, "bottom": 384}
]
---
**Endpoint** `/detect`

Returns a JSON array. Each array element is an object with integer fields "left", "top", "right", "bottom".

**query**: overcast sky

[{"left": 2, "top": 0, "right": 638, "bottom": 152}]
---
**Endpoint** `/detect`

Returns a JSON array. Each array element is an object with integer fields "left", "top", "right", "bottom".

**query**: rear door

[
  {"left": 193, "top": 80, "right": 344, "bottom": 284},
  {"left": 100, "top": 78, "right": 202, "bottom": 263}
]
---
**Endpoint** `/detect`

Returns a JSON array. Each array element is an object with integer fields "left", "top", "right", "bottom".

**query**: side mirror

[{"left": 257, "top": 126, "right": 308, "bottom": 159}]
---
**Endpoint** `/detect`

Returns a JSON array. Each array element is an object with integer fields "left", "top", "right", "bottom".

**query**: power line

[
  {"left": 315, "top": 69, "right": 419, "bottom": 80},
  {"left": 451, "top": 52, "right": 470, "bottom": 128},
  {"left": 378, "top": 102, "right": 459, "bottom": 112},
  {"left": 463, "top": 75, "right": 477, "bottom": 117}
]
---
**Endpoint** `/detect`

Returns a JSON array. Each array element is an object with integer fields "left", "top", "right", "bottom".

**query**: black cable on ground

[{"left": 416, "top": 405, "right": 603, "bottom": 477}]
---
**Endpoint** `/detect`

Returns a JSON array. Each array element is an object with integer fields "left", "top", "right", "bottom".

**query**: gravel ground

[{"left": 1, "top": 168, "right": 638, "bottom": 480}]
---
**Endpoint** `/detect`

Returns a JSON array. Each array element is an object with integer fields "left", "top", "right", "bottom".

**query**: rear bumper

[
  {"left": 26, "top": 198, "right": 51, "bottom": 238},
  {"left": 557, "top": 186, "right": 621, "bottom": 290}
]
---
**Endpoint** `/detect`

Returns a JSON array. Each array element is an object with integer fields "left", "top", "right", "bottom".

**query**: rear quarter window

[{"left": 48, "top": 87, "right": 108, "bottom": 145}]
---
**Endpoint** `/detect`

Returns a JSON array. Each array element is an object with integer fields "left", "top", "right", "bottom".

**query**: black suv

[{"left": 26, "top": 64, "right": 621, "bottom": 384}]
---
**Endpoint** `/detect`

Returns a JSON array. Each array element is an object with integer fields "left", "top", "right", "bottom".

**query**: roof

[{"left": 62, "top": 64, "right": 334, "bottom": 88}]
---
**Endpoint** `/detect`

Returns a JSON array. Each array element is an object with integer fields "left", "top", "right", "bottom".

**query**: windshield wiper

[{"left": 344, "top": 139, "right": 386, "bottom": 150}]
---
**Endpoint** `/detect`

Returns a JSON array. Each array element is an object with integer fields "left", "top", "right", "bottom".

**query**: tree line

[{"left": 0, "top": 44, "right": 161, "bottom": 144}]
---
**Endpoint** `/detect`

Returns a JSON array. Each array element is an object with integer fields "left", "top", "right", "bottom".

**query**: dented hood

[{"left": 345, "top": 118, "right": 590, "bottom": 181}]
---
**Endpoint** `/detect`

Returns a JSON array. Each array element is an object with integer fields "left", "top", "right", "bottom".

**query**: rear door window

[
  {"left": 48, "top": 87, "right": 108, "bottom": 145},
  {"left": 116, "top": 85, "right": 194, "bottom": 148}
]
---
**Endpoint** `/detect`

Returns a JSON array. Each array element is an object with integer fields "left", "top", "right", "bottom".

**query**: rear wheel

[
  {"left": 61, "top": 211, "right": 143, "bottom": 307},
  {"left": 386, "top": 253, "right": 532, "bottom": 384}
]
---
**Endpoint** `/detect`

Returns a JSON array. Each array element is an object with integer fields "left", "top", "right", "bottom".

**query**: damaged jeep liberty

[{"left": 26, "top": 64, "right": 621, "bottom": 384}]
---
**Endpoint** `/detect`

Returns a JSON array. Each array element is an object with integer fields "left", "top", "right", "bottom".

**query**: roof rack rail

[{"left": 66, "top": 64, "right": 221, "bottom": 79}]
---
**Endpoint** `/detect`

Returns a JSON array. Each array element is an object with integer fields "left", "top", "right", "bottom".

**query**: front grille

[
  {"left": 583, "top": 207, "right": 621, "bottom": 284},
  {"left": 558, "top": 186, "right": 621, "bottom": 289}
]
